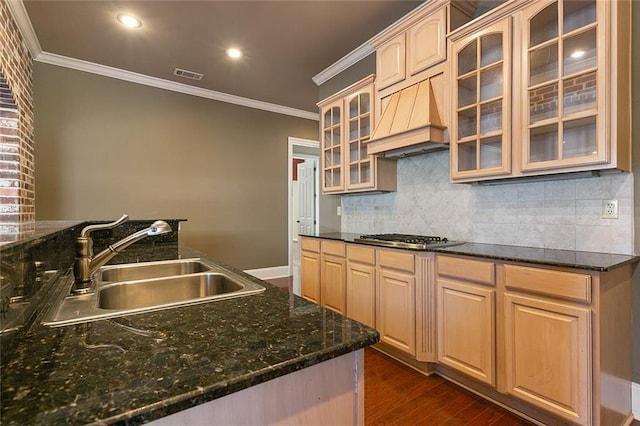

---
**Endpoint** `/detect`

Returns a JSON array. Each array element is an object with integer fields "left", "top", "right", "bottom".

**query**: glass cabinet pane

[
  {"left": 458, "top": 141, "right": 477, "bottom": 172},
  {"left": 480, "top": 65, "right": 502, "bottom": 101},
  {"left": 480, "top": 33, "right": 503, "bottom": 67},
  {"left": 349, "top": 119, "right": 358, "bottom": 141},
  {"left": 529, "top": 124, "right": 558, "bottom": 162},
  {"left": 458, "top": 41, "right": 477, "bottom": 76},
  {"left": 530, "top": 3, "right": 558, "bottom": 47},
  {"left": 563, "top": 28, "right": 596, "bottom": 75},
  {"left": 458, "top": 107, "right": 477, "bottom": 139},
  {"left": 529, "top": 82, "right": 558, "bottom": 123},
  {"left": 480, "top": 100, "right": 502, "bottom": 134},
  {"left": 563, "top": 117, "right": 596, "bottom": 158},
  {"left": 349, "top": 97, "right": 358, "bottom": 119},
  {"left": 563, "top": 0, "right": 596, "bottom": 34},
  {"left": 529, "top": 43, "right": 559, "bottom": 86},
  {"left": 479, "top": 136, "right": 503, "bottom": 169},
  {"left": 332, "top": 107, "right": 340, "bottom": 124},
  {"left": 458, "top": 75, "right": 477, "bottom": 108},
  {"left": 563, "top": 71, "right": 596, "bottom": 115},
  {"left": 360, "top": 94, "right": 370, "bottom": 114},
  {"left": 360, "top": 115, "right": 370, "bottom": 138}
]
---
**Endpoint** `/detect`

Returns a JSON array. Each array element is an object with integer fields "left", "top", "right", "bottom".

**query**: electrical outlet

[
  {"left": 602, "top": 199, "right": 618, "bottom": 219},
  {"left": 337, "top": 206, "right": 342, "bottom": 216}
]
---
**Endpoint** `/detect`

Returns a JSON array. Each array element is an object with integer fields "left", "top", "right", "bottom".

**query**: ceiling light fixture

[
  {"left": 117, "top": 14, "right": 142, "bottom": 29},
  {"left": 227, "top": 48, "right": 243, "bottom": 59}
]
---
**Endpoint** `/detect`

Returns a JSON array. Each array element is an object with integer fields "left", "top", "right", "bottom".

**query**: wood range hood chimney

[{"left": 367, "top": 79, "right": 448, "bottom": 158}]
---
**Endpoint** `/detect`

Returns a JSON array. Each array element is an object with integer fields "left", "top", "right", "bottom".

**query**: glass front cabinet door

[
  {"left": 320, "top": 100, "right": 344, "bottom": 192},
  {"left": 318, "top": 75, "right": 396, "bottom": 194},
  {"left": 521, "top": 0, "right": 605, "bottom": 171},
  {"left": 450, "top": 18, "right": 511, "bottom": 181},
  {"left": 346, "top": 87, "right": 373, "bottom": 191}
]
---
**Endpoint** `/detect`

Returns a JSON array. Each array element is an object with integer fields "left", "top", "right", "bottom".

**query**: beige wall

[{"left": 33, "top": 62, "right": 318, "bottom": 270}]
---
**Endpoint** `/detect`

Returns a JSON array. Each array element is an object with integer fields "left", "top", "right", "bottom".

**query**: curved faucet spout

[{"left": 72, "top": 218, "right": 172, "bottom": 294}]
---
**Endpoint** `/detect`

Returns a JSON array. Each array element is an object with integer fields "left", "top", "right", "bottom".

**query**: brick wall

[{"left": 0, "top": 1, "right": 35, "bottom": 241}]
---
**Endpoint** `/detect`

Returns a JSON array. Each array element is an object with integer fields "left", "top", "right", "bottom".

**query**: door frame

[{"left": 288, "top": 136, "right": 319, "bottom": 275}]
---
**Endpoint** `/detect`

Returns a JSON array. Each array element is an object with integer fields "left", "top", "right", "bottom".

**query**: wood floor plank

[{"left": 365, "top": 348, "right": 534, "bottom": 425}]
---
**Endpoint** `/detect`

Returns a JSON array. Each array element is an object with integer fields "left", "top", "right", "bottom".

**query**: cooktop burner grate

[{"left": 354, "top": 234, "right": 462, "bottom": 250}]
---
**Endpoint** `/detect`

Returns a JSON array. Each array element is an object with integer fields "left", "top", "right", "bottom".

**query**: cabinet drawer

[
  {"left": 378, "top": 249, "right": 414, "bottom": 273},
  {"left": 437, "top": 255, "right": 495, "bottom": 286},
  {"left": 321, "top": 240, "right": 345, "bottom": 257},
  {"left": 504, "top": 265, "right": 591, "bottom": 303},
  {"left": 301, "top": 238, "right": 320, "bottom": 253},
  {"left": 347, "top": 245, "right": 376, "bottom": 265}
]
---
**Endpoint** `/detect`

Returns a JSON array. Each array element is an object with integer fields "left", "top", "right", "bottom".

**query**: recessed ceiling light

[
  {"left": 117, "top": 14, "right": 142, "bottom": 29},
  {"left": 226, "top": 48, "right": 243, "bottom": 59}
]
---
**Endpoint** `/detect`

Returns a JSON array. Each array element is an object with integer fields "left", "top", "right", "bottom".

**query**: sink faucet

[{"left": 72, "top": 214, "right": 172, "bottom": 294}]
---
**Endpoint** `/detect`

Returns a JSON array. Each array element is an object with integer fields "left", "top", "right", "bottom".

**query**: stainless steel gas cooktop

[{"left": 354, "top": 234, "right": 463, "bottom": 250}]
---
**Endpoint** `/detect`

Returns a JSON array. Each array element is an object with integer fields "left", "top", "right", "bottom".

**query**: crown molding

[
  {"left": 312, "top": 0, "right": 432, "bottom": 86},
  {"left": 5, "top": 0, "right": 42, "bottom": 58},
  {"left": 35, "top": 52, "right": 319, "bottom": 121},
  {"left": 312, "top": 43, "right": 374, "bottom": 86},
  {"left": 10, "top": 0, "right": 317, "bottom": 120}
]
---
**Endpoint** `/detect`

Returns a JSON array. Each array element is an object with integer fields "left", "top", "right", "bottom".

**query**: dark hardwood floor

[
  {"left": 365, "top": 347, "right": 532, "bottom": 425},
  {"left": 265, "top": 277, "right": 639, "bottom": 426}
]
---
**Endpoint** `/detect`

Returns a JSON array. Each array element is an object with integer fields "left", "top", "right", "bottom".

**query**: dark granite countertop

[
  {"left": 301, "top": 233, "right": 639, "bottom": 272},
  {"left": 1, "top": 245, "right": 379, "bottom": 425}
]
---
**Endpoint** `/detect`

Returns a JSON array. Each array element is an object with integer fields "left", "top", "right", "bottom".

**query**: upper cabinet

[
  {"left": 368, "top": 1, "right": 475, "bottom": 157},
  {"left": 318, "top": 75, "right": 396, "bottom": 194},
  {"left": 376, "top": 7, "right": 448, "bottom": 92},
  {"left": 450, "top": 18, "right": 512, "bottom": 180},
  {"left": 448, "top": 0, "right": 631, "bottom": 183},
  {"left": 521, "top": 0, "right": 609, "bottom": 171}
]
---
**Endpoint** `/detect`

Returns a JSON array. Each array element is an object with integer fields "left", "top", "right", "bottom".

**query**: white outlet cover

[{"left": 602, "top": 199, "right": 618, "bottom": 219}]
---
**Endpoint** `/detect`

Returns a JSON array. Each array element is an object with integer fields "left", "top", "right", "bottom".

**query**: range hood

[{"left": 367, "top": 79, "right": 447, "bottom": 158}]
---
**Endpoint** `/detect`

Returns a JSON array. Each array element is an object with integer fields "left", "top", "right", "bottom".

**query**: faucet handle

[{"left": 80, "top": 214, "right": 129, "bottom": 238}]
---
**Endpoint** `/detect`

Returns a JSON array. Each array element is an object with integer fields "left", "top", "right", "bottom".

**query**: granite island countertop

[
  {"left": 0, "top": 245, "right": 379, "bottom": 425},
  {"left": 300, "top": 233, "right": 639, "bottom": 271}
]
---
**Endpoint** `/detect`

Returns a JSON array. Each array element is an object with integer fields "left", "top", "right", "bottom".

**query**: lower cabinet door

[
  {"left": 437, "top": 279, "right": 495, "bottom": 386},
  {"left": 321, "top": 255, "right": 346, "bottom": 314},
  {"left": 377, "top": 269, "right": 415, "bottom": 356},
  {"left": 301, "top": 251, "right": 321, "bottom": 304},
  {"left": 503, "top": 292, "right": 591, "bottom": 425},
  {"left": 346, "top": 262, "right": 376, "bottom": 328}
]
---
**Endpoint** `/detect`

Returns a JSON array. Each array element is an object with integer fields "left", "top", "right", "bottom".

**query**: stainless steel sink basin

[
  {"left": 98, "top": 273, "right": 243, "bottom": 310},
  {"left": 42, "top": 258, "right": 265, "bottom": 327},
  {"left": 100, "top": 259, "right": 212, "bottom": 282}
]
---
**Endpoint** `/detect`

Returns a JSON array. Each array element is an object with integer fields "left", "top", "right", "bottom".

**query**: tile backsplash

[{"left": 341, "top": 151, "right": 633, "bottom": 255}]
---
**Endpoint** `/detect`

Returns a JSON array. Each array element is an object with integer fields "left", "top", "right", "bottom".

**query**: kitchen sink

[
  {"left": 100, "top": 259, "right": 212, "bottom": 282},
  {"left": 42, "top": 259, "right": 265, "bottom": 327},
  {"left": 98, "top": 273, "right": 243, "bottom": 310}
]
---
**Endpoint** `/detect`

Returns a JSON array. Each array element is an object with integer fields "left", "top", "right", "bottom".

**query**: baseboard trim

[
  {"left": 243, "top": 265, "right": 290, "bottom": 280},
  {"left": 633, "top": 381, "right": 640, "bottom": 420}
]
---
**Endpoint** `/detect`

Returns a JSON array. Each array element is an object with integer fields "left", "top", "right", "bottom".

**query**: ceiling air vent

[{"left": 173, "top": 68, "right": 204, "bottom": 81}]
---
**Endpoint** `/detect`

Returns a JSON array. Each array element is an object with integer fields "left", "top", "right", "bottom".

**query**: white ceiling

[{"left": 18, "top": 0, "right": 426, "bottom": 117}]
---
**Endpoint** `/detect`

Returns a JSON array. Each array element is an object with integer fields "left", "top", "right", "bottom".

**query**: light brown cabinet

[
  {"left": 320, "top": 240, "right": 347, "bottom": 315},
  {"left": 450, "top": 18, "right": 512, "bottom": 180},
  {"left": 436, "top": 255, "right": 496, "bottom": 386},
  {"left": 376, "top": 6, "right": 447, "bottom": 91},
  {"left": 300, "top": 238, "right": 321, "bottom": 304},
  {"left": 318, "top": 75, "right": 396, "bottom": 194},
  {"left": 518, "top": 0, "right": 628, "bottom": 172},
  {"left": 433, "top": 256, "right": 633, "bottom": 425},
  {"left": 346, "top": 245, "right": 376, "bottom": 328},
  {"left": 502, "top": 265, "right": 592, "bottom": 424},
  {"left": 447, "top": 0, "right": 631, "bottom": 183},
  {"left": 376, "top": 252, "right": 416, "bottom": 356},
  {"left": 300, "top": 238, "right": 436, "bottom": 363}
]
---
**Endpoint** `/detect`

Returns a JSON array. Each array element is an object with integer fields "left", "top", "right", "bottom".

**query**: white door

[{"left": 297, "top": 159, "right": 316, "bottom": 236}]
